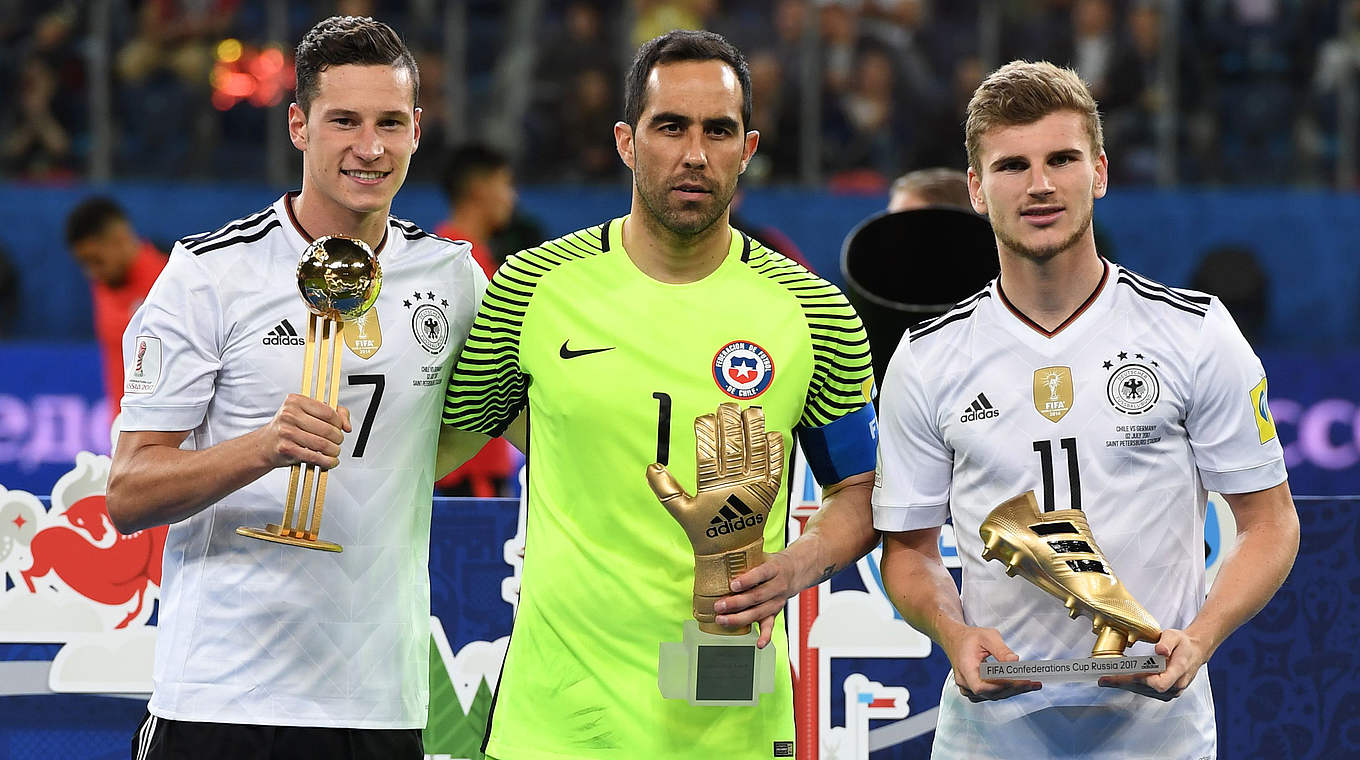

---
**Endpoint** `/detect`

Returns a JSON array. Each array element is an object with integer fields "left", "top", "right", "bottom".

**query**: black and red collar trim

[
  {"left": 283, "top": 191, "right": 389, "bottom": 255},
  {"left": 997, "top": 259, "right": 1110, "bottom": 338}
]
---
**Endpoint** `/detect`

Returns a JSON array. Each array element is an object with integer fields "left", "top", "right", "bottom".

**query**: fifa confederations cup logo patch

[{"left": 713, "top": 340, "right": 774, "bottom": 400}]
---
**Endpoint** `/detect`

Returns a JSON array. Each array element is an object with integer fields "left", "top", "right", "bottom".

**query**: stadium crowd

[{"left": 0, "top": 0, "right": 1352, "bottom": 187}]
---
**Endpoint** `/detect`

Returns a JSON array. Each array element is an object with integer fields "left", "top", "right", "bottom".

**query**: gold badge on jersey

[
  {"left": 1033, "top": 366, "right": 1074, "bottom": 422},
  {"left": 344, "top": 306, "right": 382, "bottom": 359}
]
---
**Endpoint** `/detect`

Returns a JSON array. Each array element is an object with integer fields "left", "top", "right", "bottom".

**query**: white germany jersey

[
  {"left": 120, "top": 194, "right": 485, "bottom": 728},
  {"left": 873, "top": 261, "right": 1285, "bottom": 759}
]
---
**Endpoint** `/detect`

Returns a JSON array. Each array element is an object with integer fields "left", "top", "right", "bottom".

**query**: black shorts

[{"left": 131, "top": 711, "right": 423, "bottom": 760}]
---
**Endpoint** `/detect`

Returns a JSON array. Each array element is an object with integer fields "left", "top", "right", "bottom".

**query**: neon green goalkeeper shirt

[{"left": 442, "top": 218, "right": 874, "bottom": 760}]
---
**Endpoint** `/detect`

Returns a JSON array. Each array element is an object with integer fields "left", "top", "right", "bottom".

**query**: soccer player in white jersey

[
  {"left": 105, "top": 17, "right": 491, "bottom": 760},
  {"left": 873, "top": 61, "right": 1299, "bottom": 758}
]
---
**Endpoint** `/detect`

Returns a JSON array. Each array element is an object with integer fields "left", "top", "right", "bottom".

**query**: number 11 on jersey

[{"left": 1033, "top": 437, "right": 1082, "bottom": 511}]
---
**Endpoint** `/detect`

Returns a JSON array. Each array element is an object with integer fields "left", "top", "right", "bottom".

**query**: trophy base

[
  {"left": 659, "top": 620, "right": 775, "bottom": 706},
  {"left": 236, "top": 524, "right": 343, "bottom": 552},
  {"left": 981, "top": 654, "right": 1166, "bottom": 683}
]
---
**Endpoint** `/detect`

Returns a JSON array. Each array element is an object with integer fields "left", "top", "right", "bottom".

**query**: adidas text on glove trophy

[
  {"left": 649, "top": 403, "right": 780, "bottom": 705},
  {"left": 976, "top": 490, "right": 1167, "bottom": 682}
]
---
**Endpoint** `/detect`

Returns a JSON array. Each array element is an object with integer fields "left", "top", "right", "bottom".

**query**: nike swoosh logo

[{"left": 560, "top": 340, "right": 615, "bottom": 359}]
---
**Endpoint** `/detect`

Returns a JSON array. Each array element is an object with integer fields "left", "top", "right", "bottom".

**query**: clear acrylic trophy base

[{"left": 659, "top": 619, "right": 776, "bottom": 705}]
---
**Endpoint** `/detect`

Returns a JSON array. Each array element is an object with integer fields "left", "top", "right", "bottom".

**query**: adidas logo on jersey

[
  {"left": 261, "top": 319, "right": 305, "bottom": 346},
  {"left": 706, "top": 495, "right": 764, "bottom": 537},
  {"left": 960, "top": 393, "right": 1000, "bottom": 423}
]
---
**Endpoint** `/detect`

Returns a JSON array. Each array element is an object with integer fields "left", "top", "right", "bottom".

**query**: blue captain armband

[{"left": 796, "top": 403, "right": 878, "bottom": 487}]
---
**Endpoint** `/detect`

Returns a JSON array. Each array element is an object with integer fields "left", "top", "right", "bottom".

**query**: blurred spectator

[
  {"left": 435, "top": 144, "right": 519, "bottom": 499},
  {"left": 911, "top": 53, "right": 984, "bottom": 172},
  {"left": 437, "top": 143, "right": 518, "bottom": 275},
  {"left": 1193, "top": 0, "right": 1313, "bottom": 183},
  {"left": 406, "top": 47, "right": 447, "bottom": 182},
  {"left": 1310, "top": 0, "right": 1360, "bottom": 185},
  {"left": 526, "top": 64, "right": 621, "bottom": 182},
  {"left": 115, "top": 0, "right": 241, "bottom": 177},
  {"left": 538, "top": 0, "right": 617, "bottom": 90},
  {"left": 64, "top": 197, "right": 168, "bottom": 417},
  {"left": 1071, "top": 0, "right": 1117, "bottom": 100},
  {"left": 117, "top": 0, "right": 239, "bottom": 87},
  {"left": 744, "top": 48, "right": 801, "bottom": 182},
  {"left": 888, "top": 167, "right": 973, "bottom": 212},
  {"left": 633, "top": 0, "right": 717, "bottom": 46},
  {"left": 1002, "top": 0, "right": 1075, "bottom": 65},
  {"left": 771, "top": 0, "right": 808, "bottom": 81},
  {"left": 524, "top": 1, "right": 621, "bottom": 182},
  {"left": 818, "top": 0, "right": 862, "bottom": 99},
  {"left": 1104, "top": 1, "right": 1170, "bottom": 184},
  {"left": 861, "top": 0, "right": 941, "bottom": 107},
  {"left": 1, "top": 56, "right": 73, "bottom": 178},
  {"left": 826, "top": 44, "right": 912, "bottom": 186}
]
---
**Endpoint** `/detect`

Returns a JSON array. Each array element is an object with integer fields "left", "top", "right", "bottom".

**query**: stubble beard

[
  {"left": 995, "top": 199, "right": 1094, "bottom": 263},
  {"left": 634, "top": 164, "right": 734, "bottom": 240}
]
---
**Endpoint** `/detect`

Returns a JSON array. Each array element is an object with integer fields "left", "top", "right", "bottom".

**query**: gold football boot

[{"left": 979, "top": 491, "right": 1162, "bottom": 657}]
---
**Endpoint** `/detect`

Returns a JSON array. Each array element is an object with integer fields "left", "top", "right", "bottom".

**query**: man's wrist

[{"left": 786, "top": 533, "right": 833, "bottom": 591}]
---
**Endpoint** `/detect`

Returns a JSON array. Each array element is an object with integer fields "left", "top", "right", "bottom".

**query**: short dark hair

[
  {"left": 294, "top": 16, "right": 419, "bottom": 117},
  {"left": 623, "top": 30, "right": 751, "bottom": 129},
  {"left": 440, "top": 144, "right": 511, "bottom": 201},
  {"left": 66, "top": 196, "right": 127, "bottom": 247}
]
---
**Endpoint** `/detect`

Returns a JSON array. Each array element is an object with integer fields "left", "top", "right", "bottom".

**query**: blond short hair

[{"left": 964, "top": 60, "right": 1103, "bottom": 173}]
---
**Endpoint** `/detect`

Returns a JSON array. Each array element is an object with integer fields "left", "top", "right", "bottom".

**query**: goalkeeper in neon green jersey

[{"left": 442, "top": 30, "right": 880, "bottom": 759}]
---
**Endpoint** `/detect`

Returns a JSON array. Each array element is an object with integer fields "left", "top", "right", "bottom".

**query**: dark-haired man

[
  {"left": 436, "top": 143, "right": 517, "bottom": 278},
  {"left": 108, "top": 17, "right": 488, "bottom": 759},
  {"left": 64, "top": 196, "right": 167, "bottom": 417},
  {"left": 442, "top": 30, "right": 880, "bottom": 758}
]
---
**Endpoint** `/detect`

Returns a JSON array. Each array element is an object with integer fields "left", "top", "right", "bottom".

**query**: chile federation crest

[{"left": 713, "top": 340, "right": 775, "bottom": 400}]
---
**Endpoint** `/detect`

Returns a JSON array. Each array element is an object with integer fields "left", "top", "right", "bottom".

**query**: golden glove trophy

[
  {"left": 236, "top": 235, "right": 382, "bottom": 553},
  {"left": 976, "top": 491, "right": 1167, "bottom": 681},
  {"left": 649, "top": 403, "right": 781, "bottom": 705}
]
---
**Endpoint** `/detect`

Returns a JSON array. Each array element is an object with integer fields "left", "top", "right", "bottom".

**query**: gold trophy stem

[
  {"left": 279, "top": 315, "right": 318, "bottom": 534},
  {"left": 236, "top": 312, "right": 342, "bottom": 552},
  {"left": 309, "top": 326, "right": 345, "bottom": 537},
  {"left": 1091, "top": 625, "right": 1129, "bottom": 658},
  {"left": 293, "top": 319, "right": 329, "bottom": 537}
]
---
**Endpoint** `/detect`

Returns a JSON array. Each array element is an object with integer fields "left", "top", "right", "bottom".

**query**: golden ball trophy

[
  {"left": 650, "top": 403, "right": 780, "bottom": 706},
  {"left": 236, "top": 235, "right": 382, "bottom": 553},
  {"left": 977, "top": 491, "right": 1167, "bottom": 681}
]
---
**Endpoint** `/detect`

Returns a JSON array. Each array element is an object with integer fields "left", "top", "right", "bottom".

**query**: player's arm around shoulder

[{"left": 107, "top": 395, "right": 352, "bottom": 534}]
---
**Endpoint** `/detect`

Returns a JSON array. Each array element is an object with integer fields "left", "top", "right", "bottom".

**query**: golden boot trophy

[
  {"left": 649, "top": 403, "right": 782, "bottom": 705},
  {"left": 976, "top": 491, "right": 1167, "bottom": 681},
  {"left": 236, "top": 236, "right": 382, "bottom": 552}
]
